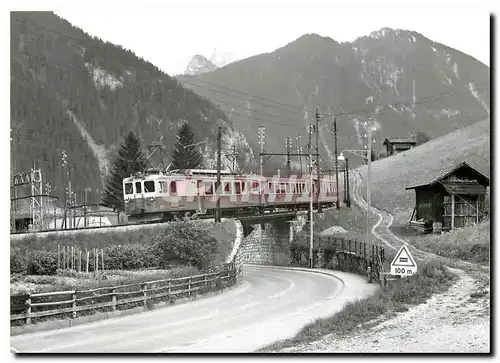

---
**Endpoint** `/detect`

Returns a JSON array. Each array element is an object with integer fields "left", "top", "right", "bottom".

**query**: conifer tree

[
  {"left": 102, "top": 131, "right": 147, "bottom": 211},
  {"left": 170, "top": 123, "right": 204, "bottom": 170}
]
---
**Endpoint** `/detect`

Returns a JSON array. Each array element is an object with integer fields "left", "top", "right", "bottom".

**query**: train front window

[
  {"left": 124, "top": 183, "right": 133, "bottom": 195},
  {"left": 144, "top": 181, "right": 155, "bottom": 193},
  {"left": 135, "top": 182, "right": 142, "bottom": 194},
  {"left": 205, "top": 182, "right": 214, "bottom": 195}
]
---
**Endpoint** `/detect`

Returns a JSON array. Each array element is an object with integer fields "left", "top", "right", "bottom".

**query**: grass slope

[
  {"left": 397, "top": 220, "right": 490, "bottom": 265},
  {"left": 358, "top": 119, "right": 490, "bottom": 224}
]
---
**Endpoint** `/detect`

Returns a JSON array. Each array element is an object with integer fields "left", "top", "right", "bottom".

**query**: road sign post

[{"left": 390, "top": 245, "right": 417, "bottom": 277}]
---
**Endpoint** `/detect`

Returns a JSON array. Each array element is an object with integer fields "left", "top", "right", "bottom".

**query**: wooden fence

[
  {"left": 290, "top": 236, "right": 385, "bottom": 279},
  {"left": 11, "top": 265, "right": 239, "bottom": 327},
  {"left": 57, "top": 245, "right": 104, "bottom": 273}
]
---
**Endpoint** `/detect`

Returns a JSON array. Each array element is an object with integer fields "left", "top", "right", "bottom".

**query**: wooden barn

[
  {"left": 405, "top": 161, "right": 489, "bottom": 233},
  {"left": 383, "top": 138, "right": 417, "bottom": 156}
]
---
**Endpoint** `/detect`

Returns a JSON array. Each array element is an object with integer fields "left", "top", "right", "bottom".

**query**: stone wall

[
  {"left": 226, "top": 219, "right": 244, "bottom": 284},
  {"left": 240, "top": 223, "right": 292, "bottom": 266}
]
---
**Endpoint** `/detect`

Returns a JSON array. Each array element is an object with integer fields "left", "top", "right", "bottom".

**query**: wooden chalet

[
  {"left": 383, "top": 137, "right": 417, "bottom": 156},
  {"left": 405, "top": 161, "right": 489, "bottom": 233}
]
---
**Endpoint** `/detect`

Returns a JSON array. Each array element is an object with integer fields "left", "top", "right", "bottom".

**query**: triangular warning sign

[{"left": 390, "top": 245, "right": 416, "bottom": 268}]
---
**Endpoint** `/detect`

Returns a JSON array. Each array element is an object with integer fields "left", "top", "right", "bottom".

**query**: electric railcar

[{"left": 122, "top": 169, "right": 338, "bottom": 223}]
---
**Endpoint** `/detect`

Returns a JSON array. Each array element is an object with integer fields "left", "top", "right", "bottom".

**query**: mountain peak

[{"left": 184, "top": 54, "right": 217, "bottom": 76}]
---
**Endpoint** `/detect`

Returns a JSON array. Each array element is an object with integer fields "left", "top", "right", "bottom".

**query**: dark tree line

[
  {"left": 11, "top": 11, "right": 226, "bottom": 206},
  {"left": 102, "top": 124, "right": 204, "bottom": 213}
]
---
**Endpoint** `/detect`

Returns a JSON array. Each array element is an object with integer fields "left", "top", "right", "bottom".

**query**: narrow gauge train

[{"left": 122, "top": 168, "right": 338, "bottom": 223}]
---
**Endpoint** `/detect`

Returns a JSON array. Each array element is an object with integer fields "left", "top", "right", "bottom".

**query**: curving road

[{"left": 11, "top": 265, "right": 374, "bottom": 353}]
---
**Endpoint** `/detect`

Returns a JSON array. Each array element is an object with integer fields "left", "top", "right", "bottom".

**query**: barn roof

[
  {"left": 383, "top": 137, "right": 417, "bottom": 146},
  {"left": 405, "top": 161, "right": 490, "bottom": 190}
]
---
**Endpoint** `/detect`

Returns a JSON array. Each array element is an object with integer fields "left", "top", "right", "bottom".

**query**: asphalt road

[{"left": 11, "top": 265, "right": 348, "bottom": 353}]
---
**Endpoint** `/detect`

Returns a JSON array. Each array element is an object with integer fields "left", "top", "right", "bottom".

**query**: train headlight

[{"left": 149, "top": 197, "right": 155, "bottom": 202}]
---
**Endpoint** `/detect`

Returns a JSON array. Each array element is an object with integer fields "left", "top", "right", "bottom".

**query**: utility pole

[
  {"left": 333, "top": 115, "right": 340, "bottom": 209},
  {"left": 231, "top": 145, "right": 237, "bottom": 172},
  {"left": 366, "top": 120, "right": 373, "bottom": 247},
  {"left": 308, "top": 124, "right": 314, "bottom": 268},
  {"left": 343, "top": 157, "right": 351, "bottom": 207},
  {"left": 315, "top": 107, "right": 322, "bottom": 213},
  {"left": 296, "top": 135, "right": 303, "bottom": 176},
  {"left": 215, "top": 125, "right": 222, "bottom": 223},
  {"left": 285, "top": 137, "right": 292, "bottom": 177},
  {"left": 225, "top": 145, "right": 238, "bottom": 173},
  {"left": 258, "top": 125, "right": 265, "bottom": 177}
]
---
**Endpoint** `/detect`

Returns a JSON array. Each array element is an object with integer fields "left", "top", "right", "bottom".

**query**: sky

[{"left": 43, "top": 0, "right": 493, "bottom": 76}]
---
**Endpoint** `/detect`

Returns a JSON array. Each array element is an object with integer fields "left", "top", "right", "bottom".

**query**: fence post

[
  {"left": 78, "top": 250, "right": 82, "bottom": 273},
  {"left": 101, "top": 249, "right": 104, "bottom": 271},
  {"left": 26, "top": 296, "right": 32, "bottom": 325},
  {"left": 72, "top": 291, "right": 77, "bottom": 319},
  {"left": 142, "top": 283, "right": 147, "bottom": 309},
  {"left": 86, "top": 249, "right": 89, "bottom": 273},
  {"left": 168, "top": 279, "right": 171, "bottom": 295},
  {"left": 57, "top": 244, "right": 60, "bottom": 270},
  {"left": 111, "top": 288, "right": 117, "bottom": 311},
  {"left": 188, "top": 277, "right": 192, "bottom": 298},
  {"left": 204, "top": 274, "right": 208, "bottom": 291}
]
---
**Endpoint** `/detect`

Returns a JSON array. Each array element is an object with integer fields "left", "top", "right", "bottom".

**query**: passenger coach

[{"left": 123, "top": 169, "right": 337, "bottom": 222}]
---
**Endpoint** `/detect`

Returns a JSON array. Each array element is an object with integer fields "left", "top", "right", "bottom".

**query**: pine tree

[
  {"left": 102, "top": 131, "right": 147, "bottom": 212},
  {"left": 170, "top": 123, "right": 204, "bottom": 170}
]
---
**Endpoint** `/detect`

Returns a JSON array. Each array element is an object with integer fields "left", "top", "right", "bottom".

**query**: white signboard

[{"left": 390, "top": 245, "right": 417, "bottom": 276}]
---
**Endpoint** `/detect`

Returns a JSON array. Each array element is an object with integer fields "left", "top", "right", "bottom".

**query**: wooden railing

[
  {"left": 11, "top": 265, "right": 239, "bottom": 326},
  {"left": 290, "top": 237, "right": 386, "bottom": 279}
]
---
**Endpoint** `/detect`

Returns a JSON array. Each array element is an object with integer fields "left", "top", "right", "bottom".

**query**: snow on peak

[{"left": 184, "top": 54, "right": 218, "bottom": 76}]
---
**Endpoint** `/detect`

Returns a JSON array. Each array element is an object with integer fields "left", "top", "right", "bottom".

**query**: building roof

[
  {"left": 405, "top": 161, "right": 490, "bottom": 190},
  {"left": 383, "top": 137, "right": 417, "bottom": 146}
]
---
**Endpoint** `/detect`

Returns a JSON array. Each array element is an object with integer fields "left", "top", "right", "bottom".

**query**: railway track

[{"left": 10, "top": 207, "right": 326, "bottom": 238}]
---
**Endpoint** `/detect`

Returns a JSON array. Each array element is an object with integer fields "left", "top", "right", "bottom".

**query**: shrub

[
  {"left": 27, "top": 250, "right": 58, "bottom": 275},
  {"left": 103, "top": 244, "right": 162, "bottom": 270},
  {"left": 11, "top": 247, "right": 28, "bottom": 274},
  {"left": 152, "top": 221, "right": 219, "bottom": 271}
]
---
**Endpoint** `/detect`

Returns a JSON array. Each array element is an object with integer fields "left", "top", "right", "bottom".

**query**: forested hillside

[{"left": 10, "top": 11, "right": 254, "bottom": 205}]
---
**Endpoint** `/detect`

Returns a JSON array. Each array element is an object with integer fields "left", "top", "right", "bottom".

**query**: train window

[
  {"left": 268, "top": 182, "right": 274, "bottom": 194},
  {"left": 235, "top": 182, "right": 241, "bottom": 194},
  {"left": 159, "top": 181, "right": 168, "bottom": 193},
  {"left": 224, "top": 182, "right": 231, "bottom": 194},
  {"left": 242, "top": 181, "right": 246, "bottom": 192},
  {"left": 251, "top": 181, "right": 260, "bottom": 194},
  {"left": 144, "top": 181, "right": 155, "bottom": 193},
  {"left": 280, "top": 183, "right": 287, "bottom": 194},
  {"left": 170, "top": 181, "right": 177, "bottom": 193},
  {"left": 135, "top": 182, "right": 142, "bottom": 194},
  {"left": 205, "top": 181, "right": 213, "bottom": 195},
  {"left": 124, "top": 183, "right": 133, "bottom": 195}
]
